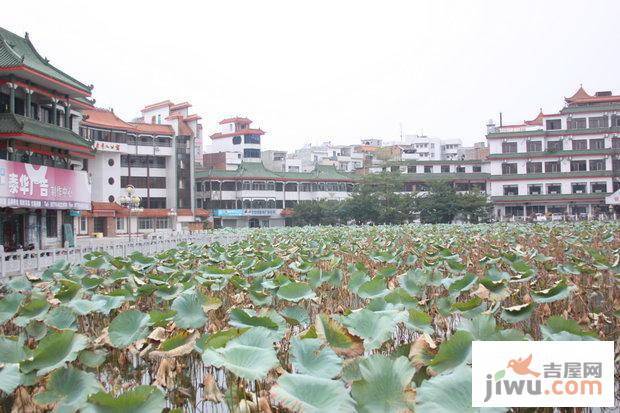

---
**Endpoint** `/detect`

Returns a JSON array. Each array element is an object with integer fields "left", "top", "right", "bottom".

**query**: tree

[
  {"left": 291, "top": 200, "right": 342, "bottom": 226},
  {"left": 413, "top": 180, "right": 491, "bottom": 224},
  {"left": 340, "top": 173, "right": 412, "bottom": 225}
]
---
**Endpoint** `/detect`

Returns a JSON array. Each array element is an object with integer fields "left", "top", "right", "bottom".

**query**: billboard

[{"left": 0, "top": 159, "right": 91, "bottom": 210}]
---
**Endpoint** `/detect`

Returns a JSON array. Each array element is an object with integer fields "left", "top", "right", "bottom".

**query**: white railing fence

[{"left": 0, "top": 231, "right": 245, "bottom": 279}]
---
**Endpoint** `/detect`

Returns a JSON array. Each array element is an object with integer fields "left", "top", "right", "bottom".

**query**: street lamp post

[{"left": 118, "top": 185, "right": 142, "bottom": 243}]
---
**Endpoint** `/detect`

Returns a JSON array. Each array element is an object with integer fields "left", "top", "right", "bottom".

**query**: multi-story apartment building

[
  {"left": 293, "top": 142, "right": 365, "bottom": 172},
  {"left": 487, "top": 87, "right": 620, "bottom": 219},
  {"left": 79, "top": 104, "right": 208, "bottom": 237},
  {"left": 0, "top": 27, "right": 94, "bottom": 250},
  {"left": 368, "top": 159, "right": 489, "bottom": 193}
]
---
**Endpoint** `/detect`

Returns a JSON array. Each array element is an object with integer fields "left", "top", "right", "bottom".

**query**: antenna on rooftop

[{"left": 399, "top": 122, "right": 403, "bottom": 141}]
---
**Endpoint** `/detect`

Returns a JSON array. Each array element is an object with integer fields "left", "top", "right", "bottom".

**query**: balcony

[{"left": 0, "top": 113, "right": 93, "bottom": 156}]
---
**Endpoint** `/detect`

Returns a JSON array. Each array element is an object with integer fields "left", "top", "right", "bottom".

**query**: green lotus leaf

[
  {"left": 342, "top": 308, "right": 404, "bottom": 351},
  {"left": 0, "top": 293, "right": 24, "bottom": 324},
  {"left": 0, "top": 364, "right": 23, "bottom": 394},
  {"left": 148, "top": 309, "right": 176, "bottom": 327},
  {"left": 281, "top": 306, "right": 310, "bottom": 327},
  {"left": 416, "top": 365, "right": 505, "bottom": 413},
  {"left": 85, "top": 385, "right": 165, "bottom": 413},
  {"left": 384, "top": 288, "right": 419, "bottom": 309},
  {"left": 404, "top": 309, "right": 434, "bottom": 334},
  {"left": 55, "top": 279, "right": 82, "bottom": 302},
  {"left": 229, "top": 308, "right": 278, "bottom": 330},
  {"left": 351, "top": 355, "right": 415, "bottom": 413},
  {"left": 34, "top": 367, "right": 100, "bottom": 413},
  {"left": 7, "top": 276, "right": 32, "bottom": 292},
  {"left": 108, "top": 310, "right": 151, "bottom": 348},
  {"left": 531, "top": 278, "right": 572, "bottom": 304},
  {"left": 398, "top": 269, "right": 428, "bottom": 297},
  {"left": 91, "top": 294, "right": 129, "bottom": 315},
  {"left": 201, "top": 327, "right": 279, "bottom": 381},
  {"left": 429, "top": 330, "right": 473, "bottom": 374},
  {"left": 348, "top": 271, "right": 370, "bottom": 294},
  {"left": 21, "top": 331, "right": 88, "bottom": 376},
  {"left": 26, "top": 320, "right": 48, "bottom": 340},
  {"left": 290, "top": 338, "right": 341, "bottom": 379},
  {"left": 376, "top": 265, "right": 398, "bottom": 279},
  {"left": 195, "top": 328, "right": 248, "bottom": 352},
  {"left": 478, "top": 278, "right": 510, "bottom": 301},
  {"left": 540, "top": 316, "right": 598, "bottom": 341},
  {"left": 44, "top": 306, "right": 78, "bottom": 331},
  {"left": 500, "top": 302, "right": 535, "bottom": 323},
  {"left": 356, "top": 277, "right": 388, "bottom": 299},
  {"left": 315, "top": 314, "right": 364, "bottom": 357},
  {"left": 451, "top": 296, "right": 486, "bottom": 317},
  {"left": 66, "top": 299, "right": 105, "bottom": 316},
  {"left": 447, "top": 274, "right": 477, "bottom": 295},
  {"left": 276, "top": 282, "right": 316, "bottom": 302},
  {"left": 13, "top": 297, "right": 50, "bottom": 327},
  {"left": 557, "top": 263, "right": 581, "bottom": 275},
  {"left": 0, "top": 335, "right": 28, "bottom": 363},
  {"left": 171, "top": 290, "right": 208, "bottom": 329},
  {"left": 271, "top": 373, "right": 355, "bottom": 413},
  {"left": 78, "top": 349, "right": 108, "bottom": 368}
]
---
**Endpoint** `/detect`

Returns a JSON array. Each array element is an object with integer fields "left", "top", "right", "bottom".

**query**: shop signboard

[{"left": 0, "top": 160, "right": 91, "bottom": 210}]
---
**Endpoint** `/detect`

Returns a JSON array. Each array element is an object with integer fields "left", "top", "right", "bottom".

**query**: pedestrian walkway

[{"left": 0, "top": 231, "right": 244, "bottom": 279}]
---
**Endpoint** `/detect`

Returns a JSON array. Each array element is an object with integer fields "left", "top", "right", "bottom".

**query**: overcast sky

[{"left": 4, "top": 1, "right": 620, "bottom": 151}]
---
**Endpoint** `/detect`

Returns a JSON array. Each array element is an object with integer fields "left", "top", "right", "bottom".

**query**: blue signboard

[
  {"left": 213, "top": 209, "right": 244, "bottom": 217},
  {"left": 213, "top": 209, "right": 278, "bottom": 218}
]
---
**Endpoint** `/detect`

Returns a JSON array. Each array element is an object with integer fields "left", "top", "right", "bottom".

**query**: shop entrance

[
  {"left": 0, "top": 211, "right": 25, "bottom": 252},
  {"left": 93, "top": 217, "right": 107, "bottom": 236},
  {"left": 249, "top": 218, "right": 260, "bottom": 228}
]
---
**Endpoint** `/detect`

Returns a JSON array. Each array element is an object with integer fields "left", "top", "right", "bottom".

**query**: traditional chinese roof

[
  {"left": 219, "top": 117, "right": 252, "bottom": 125},
  {"left": 0, "top": 113, "right": 93, "bottom": 156},
  {"left": 140, "top": 100, "right": 173, "bottom": 112},
  {"left": 196, "top": 162, "right": 357, "bottom": 182},
  {"left": 0, "top": 27, "right": 92, "bottom": 96},
  {"left": 524, "top": 109, "right": 544, "bottom": 126},
  {"left": 178, "top": 121, "right": 194, "bottom": 137},
  {"left": 129, "top": 122, "right": 174, "bottom": 135},
  {"left": 81, "top": 108, "right": 136, "bottom": 131},
  {"left": 565, "top": 86, "right": 620, "bottom": 104},
  {"left": 210, "top": 128, "right": 265, "bottom": 140}
]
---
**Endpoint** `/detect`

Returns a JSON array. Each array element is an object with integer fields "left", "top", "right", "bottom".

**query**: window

[
  {"left": 473, "top": 166, "right": 482, "bottom": 172},
  {"left": 242, "top": 181, "right": 251, "bottom": 190},
  {"left": 505, "top": 206, "right": 524, "bottom": 217},
  {"left": 108, "top": 195, "right": 115, "bottom": 203},
  {"left": 589, "top": 159, "right": 605, "bottom": 171},
  {"left": 572, "top": 139, "right": 587, "bottom": 150},
  {"left": 441, "top": 165, "right": 450, "bottom": 173},
  {"left": 285, "top": 182, "right": 298, "bottom": 192},
  {"left": 252, "top": 181, "right": 266, "bottom": 191},
  {"left": 155, "top": 218, "right": 169, "bottom": 229},
  {"left": 588, "top": 116, "right": 607, "bottom": 128},
  {"left": 456, "top": 166, "right": 465, "bottom": 173},
  {"left": 138, "top": 218, "right": 153, "bottom": 230},
  {"left": 232, "top": 136, "right": 241, "bottom": 145},
  {"left": 116, "top": 218, "right": 125, "bottom": 231},
  {"left": 244, "top": 134, "right": 261, "bottom": 144},
  {"left": 547, "top": 184, "right": 561, "bottom": 194},
  {"left": 528, "top": 184, "right": 542, "bottom": 195},
  {"left": 591, "top": 182, "right": 607, "bottom": 193},
  {"left": 424, "top": 166, "right": 432, "bottom": 173},
  {"left": 266, "top": 181, "right": 275, "bottom": 190},
  {"left": 545, "top": 161, "right": 561, "bottom": 173},
  {"left": 546, "top": 119, "right": 562, "bottom": 130},
  {"left": 244, "top": 148, "right": 261, "bottom": 158},
  {"left": 570, "top": 160, "right": 587, "bottom": 172},
  {"left": 108, "top": 177, "right": 114, "bottom": 185},
  {"left": 407, "top": 166, "right": 416, "bottom": 173},
  {"left": 571, "top": 183, "right": 587, "bottom": 194},
  {"left": 547, "top": 140, "right": 563, "bottom": 151},
  {"left": 502, "top": 142, "right": 518, "bottom": 154},
  {"left": 503, "top": 185, "right": 518, "bottom": 196},
  {"left": 46, "top": 213, "right": 58, "bottom": 237},
  {"left": 80, "top": 217, "right": 87, "bottom": 233},
  {"left": 501, "top": 163, "right": 517, "bottom": 175},
  {"left": 590, "top": 139, "right": 605, "bottom": 150},
  {"left": 526, "top": 141, "right": 542, "bottom": 152},
  {"left": 568, "top": 118, "right": 586, "bottom": 129},
  {"left": 526, "top": 162, "right": 542, "bottom": 173},
  {"left": 108, "top": 158, "right": 114, "bottom": 166}
]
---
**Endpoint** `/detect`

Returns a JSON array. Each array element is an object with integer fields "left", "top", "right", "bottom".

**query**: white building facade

[{"left": 487, "top": 87, "right": 620, "bottom": 219}]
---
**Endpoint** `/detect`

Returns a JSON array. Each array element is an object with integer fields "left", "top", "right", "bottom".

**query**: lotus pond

[{"left": 0, "top": 222, "right": 618, "bottom": 412}]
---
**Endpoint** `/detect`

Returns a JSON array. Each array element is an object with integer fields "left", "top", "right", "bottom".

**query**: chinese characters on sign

[{"left": 0, "top": 159, "right": 91, "bottom": 210}]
